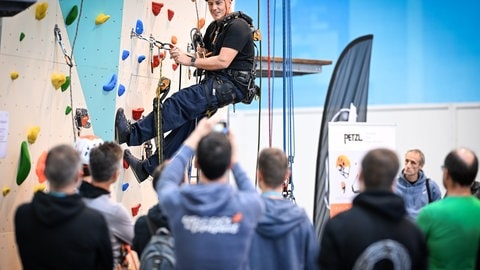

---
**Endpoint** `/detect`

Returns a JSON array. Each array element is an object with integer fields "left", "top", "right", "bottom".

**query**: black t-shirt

[{"left": 204, "top": 15, "right": 254, "bottom": 71}]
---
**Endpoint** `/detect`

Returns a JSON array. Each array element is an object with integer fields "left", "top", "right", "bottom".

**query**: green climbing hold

[
  {"left": 65, "top": 106, "right": 72, "bottom": 115},
  {"left": 61, "top": 76, "right": 70, "bottom": 92},
  {"left": 19, "top": 32, "right": 25, "bottom": 41},
  {"left": 16, "top": 141, "right": 31, "bottom": 185},
  {"left": 65, "top": 5, "right": 78, "bottom": 26}
]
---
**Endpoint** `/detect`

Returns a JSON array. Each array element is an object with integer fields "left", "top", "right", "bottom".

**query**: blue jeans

[{"left": 127, "top": 74, "right": 245, "bottom": 175}]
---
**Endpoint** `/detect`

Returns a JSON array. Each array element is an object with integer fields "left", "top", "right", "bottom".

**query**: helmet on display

[{"left": 74, "top": 135, "right": 104, "bottom": 165}]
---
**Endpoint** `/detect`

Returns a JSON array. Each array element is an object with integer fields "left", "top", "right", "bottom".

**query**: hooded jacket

[
  {"left": 133, "top": 203, "right": 170, "bottom": 257},
  {"left": 79, "top": 181, "right": 134, "bottom": 268},
  {"left": 14, "top": 192, "right": 113, "bottom": 270},
  {"left": 250, "top": 198, "right": 318, "bottom": 270},
  {"left": 395, "top": 169, "right": 442, "bottom": 220},
  {"left": 318, "top": 191, "right": 428, "bottom": 270},
  {"left": 158, "top": 145, "right": 264, "bottom": 270}
]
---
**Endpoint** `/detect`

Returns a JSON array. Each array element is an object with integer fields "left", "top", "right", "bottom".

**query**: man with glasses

[{"left": 417, "top": 147, "right": 480, "bottom": 269}]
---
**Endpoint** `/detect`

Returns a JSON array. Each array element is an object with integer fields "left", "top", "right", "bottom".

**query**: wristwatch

[{"left": 190, "top": 56, "right": 196, "bottom": 67}]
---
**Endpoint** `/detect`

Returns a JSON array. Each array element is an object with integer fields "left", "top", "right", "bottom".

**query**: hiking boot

[
  {"left": 123, "top": 149, "right": 149, "bottom": 183},
  {"left": 115, "top": 108, "right": 130, "bottom": 144}
]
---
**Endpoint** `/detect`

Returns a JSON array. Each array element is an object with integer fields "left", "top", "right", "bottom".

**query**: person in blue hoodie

[
  {"left": 157, "top": 117, "right": 264, "bottom": 270},
  {"left": 250, "top": 147, "right": 318, "bottom": 270},
  {"left": 395, "top": 149, "right": 442, "bottom": 220}
]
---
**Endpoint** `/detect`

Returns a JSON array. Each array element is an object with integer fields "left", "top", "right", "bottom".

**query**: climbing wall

[{"left": 0, "top": 0, "right": 214, "bottom": 269}]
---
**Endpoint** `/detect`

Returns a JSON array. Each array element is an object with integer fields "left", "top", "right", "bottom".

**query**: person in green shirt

[{"left": 417, "top": 147, "right": 480, "bottom": 270}]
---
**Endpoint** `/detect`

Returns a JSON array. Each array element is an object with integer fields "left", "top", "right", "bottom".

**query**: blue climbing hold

[
  {"left": 135, "top": 19, "right": 144, "bottom": 35},
  {"left": 118, "top": 84, "right": 126, "bottom": 96},
  {"left": 122, "top": 183, "right": 129, "bottom": 191},
  {"left": 122, "top": 50, "right": 130, "bottom": 60},
  {"left": 102, "top": 74, "right": 117, "bottom": 91},
  {"left": 138, "top": 55, "right": 146, "bottom": 63}
]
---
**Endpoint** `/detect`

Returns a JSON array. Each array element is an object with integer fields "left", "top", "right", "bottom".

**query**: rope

[{"left": 67, "top": 0, "right": 85, "bottom": 142}]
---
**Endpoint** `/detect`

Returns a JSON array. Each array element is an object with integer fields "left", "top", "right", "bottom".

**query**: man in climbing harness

[{"left": 115, "top": 0, "right": 259, "bottom": 183}]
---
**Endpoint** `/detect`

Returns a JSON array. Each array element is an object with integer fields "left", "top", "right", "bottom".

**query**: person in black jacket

[
  {"left": 132, "top": 163, "right": 170, "bottom": 257},
  {"left": 318, "top": 148, "right": 428, "bottom": 270},
  {"left": 14, "top": 144, "right": 113, "bottom": 270}
]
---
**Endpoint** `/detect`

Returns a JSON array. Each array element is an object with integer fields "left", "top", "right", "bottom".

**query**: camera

[{"left": 213, "top": 121, "right": 228, "bottom": 134}]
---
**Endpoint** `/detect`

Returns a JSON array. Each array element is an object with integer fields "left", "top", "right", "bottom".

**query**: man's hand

[
  {"left": 170, "top": 46, "right": 195, "bottom": 66},
  {"left": 184, "top": 118, "right": 215, "bottom": 150}
]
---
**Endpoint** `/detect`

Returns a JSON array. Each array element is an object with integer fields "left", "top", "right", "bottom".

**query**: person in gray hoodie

[
  {"left": 395, "top": 149, "right": 442, "bottom": 220},
  {"left": 250, "top": 147, "right": 318, "bottom": 270}
]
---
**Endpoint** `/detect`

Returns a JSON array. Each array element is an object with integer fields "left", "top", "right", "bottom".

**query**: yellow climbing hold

[
  {"left": 17, "top": 141, "right": 31, "bottom": 186},
  {"left": 2, "top": 187, "right": 11, "bottom": 197},
  {"left": 34, "top": 183, "right": 46, "bottom": 193},
  {"left": 51, "top": 73, "right": 67, "bottom": 90},
  {"left": 35, "top": 2, "right": 48, "bottom": 20},
  {"left": 27, "top": 126, "right": 41, "bottom": 144},
  {"left": 10, "top": 71, "right": 19, "bottom": 80},
  {"left": 95, "top": 13, "right": 110, "bottom": 25}
]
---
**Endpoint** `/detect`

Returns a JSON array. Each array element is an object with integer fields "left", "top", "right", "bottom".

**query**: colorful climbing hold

[
  {"left": 10, "top": 71, "right": 19, "bottom": 80},
  {"left": 17, "top": 141, "right": 31, "bottom": 186},
  {"left": 138, "top": 55, "right": 146, "bottom": 63},
  {"left": 172, "top": 63, "right": 178, "bottom": 71},
  {"left": 19, "top": 32, "right": 25, "bottom": 41},
  {"left": 61, "top": 76, "right": 70, "bottom": 92},
  {"left": 198, "top": 18, "right": 205, "bottom": 29},
  {"left": 122, "top": 183, "right": 129, "bottom": 191},
  {"left": 123, "top": 159, "right": 129, "bottom": 169},
  {"left": 35, "top": 151, "right": 47, "bottom": 183},
  {"left": 2, "top": 187, "right": 10, "bottom": 197},
  {"left": 152, "top": 2, "right": 164, "bottom": 16},
  {"left": 171, "top": 35, "right": 177, "bottom": 45},
  {"left": 152, "top": 55, "right": 160, "bottom": 69},
  {"left": 135, "top": 19, "right": 144, "bottom": 35},
  {"left": 103, "top": 74, "right": 117, "bottom": 91},
  {"left": 51, "top": 73, "right": 67, "bottom": 90},
  {"left": 121, "top": 50, "right": 130, "bottom": 61},
  {"left": 131, "top": 203, "right": 141, "bottom": 217},
  {"left": 118, "top": 84, "right": 126, "bottom": 97},
  {"left": 35, "top": 2, "right": 48, "bottom": 20},
  {"left": 34, "top": 183, "right": 46, "bottom": 193},
  {"left": 167, "top": 9, "right": 174, "bottom": 21},
  {"left": 65, "top": 5, "right": 78, "bottom": 26},
  {"left": 65, "top": 106, "right": 72, "bottom": 115},
  {"left": 95, "top": 13, "right": 110, "bottom": 25},
  {"left": 27, "top": 126, "right": 41, "bottom": 144},
  {"left": 132, "top": 108, "right": 144, "bottom": 121}
]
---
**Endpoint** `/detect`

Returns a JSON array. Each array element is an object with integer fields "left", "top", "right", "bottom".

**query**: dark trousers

[{"left": 127, "top": 75, "right": 244, "bottom": 175}]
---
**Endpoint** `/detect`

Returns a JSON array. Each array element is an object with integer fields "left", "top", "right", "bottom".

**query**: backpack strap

[
  {"left": 426, "top": 178, "right": 432, "bottom": 203},
  {"left": 145, "top": 215, "right": 157, "bottom": 236}
]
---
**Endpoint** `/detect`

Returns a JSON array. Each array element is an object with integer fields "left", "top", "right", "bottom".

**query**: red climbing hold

[
  {"left": 152, "top": 2, "right": 164, "bottom": 16},
  {"left": 167, "top": 9, "right": 174, "bottom": 21}
]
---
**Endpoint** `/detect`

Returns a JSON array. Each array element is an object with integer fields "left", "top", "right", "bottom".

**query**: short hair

[
  {"left": 406, "top": 149, "right": 425, "bottom": 166},
  {"left": 361, "top": 148, "right": 400, "bottom": 190},
  {"left": 88, "top": 142, "right": 123, "bottom": 183},
  {"left": 444, "top": 148, "right": 479, "bottom": 186},
  {"left": 258, "top": 148, "right": 288, "bottom": 188},
  {"left": 196, "top": 132, "right": 231, "bottom": 180},
  {"left": 44, "top": 144, "right": 82, "bottom": 189}
]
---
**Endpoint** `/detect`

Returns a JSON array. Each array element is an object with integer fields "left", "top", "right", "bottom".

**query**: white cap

[{"left": 74, "top": 135, "right": 104, "bottom": 165}]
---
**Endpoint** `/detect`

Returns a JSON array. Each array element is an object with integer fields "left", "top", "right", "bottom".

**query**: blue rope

[{"left": 283, "top": 0, "right": 295, "bottom": 200}]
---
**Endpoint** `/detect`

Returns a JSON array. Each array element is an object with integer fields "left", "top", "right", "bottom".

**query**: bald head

[{"left": 444, "top": 147, "right": 478, "bottom": 186}]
